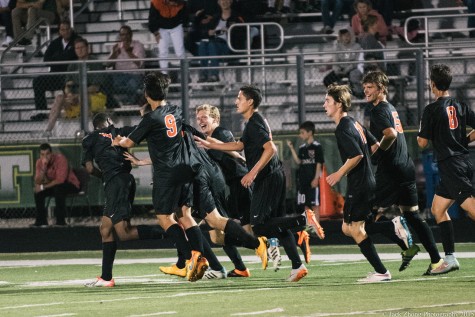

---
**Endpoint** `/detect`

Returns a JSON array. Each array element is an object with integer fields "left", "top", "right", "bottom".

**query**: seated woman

[
  {"left": 197, "top": 0, "right": 245, "bottom": 83},
  {"left": 44, "top": 38, "right": 107, "bottom": 135}
]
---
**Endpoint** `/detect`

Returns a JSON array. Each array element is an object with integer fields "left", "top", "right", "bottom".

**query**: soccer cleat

[
  {"left": 399, "top": 244, "right": 420, "bottom": 271},
  {"left": 227, "top": 268, "right": 251, "bottom": 277},
  {"left": 255, "top": 236, "right": 268, "bottom": 270},
  {"left": 203, "top": 267, "right": 227, "bottom": 279},
  {"left": 286, "top": 264, "right": 308, "bottom": 282},
  {"left": 84, "top": 277, "right": 115, "bottom": 287},
  {"left": 430, "top": 255, "right": 460, "bottom": 275},
  {"left": 304, "top": 209, "right": 325, "bottom": 239},
  {"left": 423, "top": 259, "right": 444, "bottom": 276},
  {"left": 357, "top": 271, "right": 392, "bottom": 283},
  {"left": 187, "top": 251, "right": 209, "bottom": 282},
  {"left": 159, "top": 264, "right": 187, "bottom": 278},
  {"left": 392, "top": 216, "right": 413, "bottom": 248},
  {"left": 297, "top": 230, "right": 311, "bottom": 264},
  {"left": 267, "top": 238, "right": 282, "bottom": 271}
]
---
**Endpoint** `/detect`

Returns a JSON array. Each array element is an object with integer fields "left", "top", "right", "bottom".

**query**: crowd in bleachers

[{"left": 0, "top": 0, "right": 474, "bottom": 135}]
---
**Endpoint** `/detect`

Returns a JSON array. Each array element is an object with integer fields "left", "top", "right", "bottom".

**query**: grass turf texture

[{"left": 0, "top": 244, "right": 474, "bottom": 317}]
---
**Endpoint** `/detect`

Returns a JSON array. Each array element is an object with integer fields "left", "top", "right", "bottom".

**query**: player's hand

[
  {"left": 326, "top": 172, "right": 342, "bottom": 187},
  {"left": 123, "top": 152, "right": 140, "bottom": 166},
  {"left": 112, "top": 135, "right": 123, "bottom": 146},
  {"left": 311, "top": 178, "right": 320, "bottom": 188},
  {"left": 286, "top": 140, "right": 293, "bottom": 148},
  {"left": 193, "top": 135, "right": 210, "bottom": 149},
  {"left": 241, "top": 171, "right": 256, "bottom": 188}
]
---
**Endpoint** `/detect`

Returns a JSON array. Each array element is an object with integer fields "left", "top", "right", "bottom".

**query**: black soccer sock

[
  {"left": 176, "top": 248, "right": 187, "bottom": 269},
  {"left": 266, "top": 215, "right": 307, "bottom": 233},
  {"left": 224, "top": 219, "right": 259, "bottom": 249},
  {"left": 365, "top": 220, "right": 408, "bottom": 250},
  {"left": 137, "top": 225, "right": 166, "bottom": 240},
  {"left": 224, "top": 234, "right": 243, "bottom": 247},
  {"left": 358, "top": 237, "right": 387, "bottom": 274},
  {"left": 101, "top": 241, "right": 117, "bottom": 281},
  {"left": 276, "top": 230, "right": 302, "bottom": 269},
  {"left": 202, "top": 234, "right": 223, "bottom": 271},
  {"left": 222, "top": 244, "right": 246, "bottom": 271},
  {"left": 438, "top": 220, "right": 455, "bottom": 256},
  {"left": 166, "top": 224, "right": 192, "bottom": 260},
  {"left": 403, "top": 211, "right": 441, "bottom": 263},
  {"left": 185, "top": 225, "right": 204, "bottom": 254}
]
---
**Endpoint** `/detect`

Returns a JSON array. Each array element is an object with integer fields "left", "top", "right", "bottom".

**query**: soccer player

[
  {"left": 118, "top": 72, "right": 209, "bottom": 282},
  {"left": 195, "top": 85, "right": 324, "bottom": 282},
  {"left": 362, "top": 70, "right": 443, "bottom": 274},
  {"left": 417, "top": 64, "right": 475, "bottom": 274},
  {"left": 324, "top": 84, "right": 391, "bottom": 283},
  {"left": 286, "top": 120, "right": 325, "bottom": 264},
  {"left": 82, "top": 113, "right": 166, "bottom": 287},
  {"left": 195, "top": 104, "right": 255, "bottom": 277}
]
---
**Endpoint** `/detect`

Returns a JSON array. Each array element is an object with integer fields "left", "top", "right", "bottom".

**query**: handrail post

[
  {"left": 180, "top": 58, "right": 189, "bottom": 123},
  {"left": 296, "top": 54, "right": 306, "bottom": 125},
  {"left": 415, "top": 49, "right": 425, "bottom": 124},
  {"left": 79, "top": 62, "right": 89, "bottom": 133}
]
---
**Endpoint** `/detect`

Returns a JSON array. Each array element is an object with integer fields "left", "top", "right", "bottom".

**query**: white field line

[
  {"left": 128, "top": 312, "right": 176, "bottom": 316},
  {"left": 1, "top": 252, "right": 474, "bottom": 268},
  {"left": 35, "top": 314, "right": 77, "bottom": 317},
  {"left": 309, "top": 302, "right": 475, "bottom": 316},
  {"left": 231, "top": 308, "right": 285, "bottom": 315}
]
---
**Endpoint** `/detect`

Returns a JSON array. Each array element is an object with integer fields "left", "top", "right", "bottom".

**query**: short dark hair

[
  {"left": 74, "top": 37, "right": 88, "bottom": 47},
  {"left": 39, "top": 143, "right": 52, "bottom": 152},
  {"left": 362, "top": 15, "right": 378, "bottom": 32},
  {"left": 120, "top": 25, "right": 132, "bottom": 34},
  {"left": 144, "top": 72, "right": 171, "bottom": 101},
  {"left": 362, "top": 70, "right": 389, "bottom": 95},
  {"left": 239, "top": 85, "right": 262, "bottom": 109},
  {"left": 299, "top": 121, "right": 315, "bottom": 134},
  {"left": 92, "top": 113, "right": 109, "bottom": 129},
  {"left": 430, "top": 64, "right": 452, "bottom": 91},
  {"left": 353, "top": 0, "right": 372, "bottom": 10}
]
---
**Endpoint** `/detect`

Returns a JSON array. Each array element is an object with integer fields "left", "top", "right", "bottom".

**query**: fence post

[
  {"left": 296, "top": 54, "right": 306, "bottom": 125},
  {"left": 416, "top": 49, "right": 425, "bottom": 122},
  {"left": 180, "top": 58, "right": 190, "bottom": 124},
  {"left": 79, "top": 62, "right": 89, "bottom": 134}
]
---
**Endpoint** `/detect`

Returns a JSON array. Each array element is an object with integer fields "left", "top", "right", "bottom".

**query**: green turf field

[{"left": 0, "top": 244, "right": 474, "bottom": 317}]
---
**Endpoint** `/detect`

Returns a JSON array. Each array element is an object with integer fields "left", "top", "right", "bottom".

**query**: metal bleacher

[{"left": 1, "top": 0, "right": 475, "bottom": 143}]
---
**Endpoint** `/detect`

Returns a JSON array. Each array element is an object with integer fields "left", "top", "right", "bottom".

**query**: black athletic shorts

[
  {"left": 152, "top": 166, "right": 194, "bottom": 215},
  {"left": 343, "top": 190, "right": 374, "bottom": 224},
  {"left": 250, "top": 169, "right": 286, "bottom": 226},
  {"left": 104, "top": 173, "right": 136, "bottom": 224},
  {"left": 297, "top": 186, "right": 320, "bottom": 208},
  {"left": 191, "top": 165, "right": 223, "bottom": 219},
  {"left": 374, "top": 162, "right": 418, "bottom": 208},
  {"left": 437, "top": 154, "right": 475, "bottom": 205},
  {"left": 226, "top": 178, "right": 252, "bottom": 226}
]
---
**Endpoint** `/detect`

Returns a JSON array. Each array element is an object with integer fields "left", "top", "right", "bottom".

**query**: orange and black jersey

[
  {"left": 81, "top": 125, "right": 135, "bottom": 184},
  {"left": 240, "top": 112, "right": 282, "bottom": 182},
  {"left": 419, "top": 96, "right": 475, "bottom": 162},
  {"left": 128, "top": 102, "right": 189, "bottom": 177},
  {"left": 336, "top": 116, "right": 378, "bottom": 192},
  {"left": 370, "top": 101, "right": 411, "bottom": 168},
  {"left": 297, "top": 141, "right": 324, "bottom": 191}
]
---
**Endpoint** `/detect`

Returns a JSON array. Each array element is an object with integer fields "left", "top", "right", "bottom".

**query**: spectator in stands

[
  {"left": 12, "top": 0, "right": 60, "bottom": 46},
  {"left": 320, "top": 0, "right": 354, "bottom": 34},
  {"left": 197, "top": 0, "right": 244, "bottom": 83},
  {"left": 185, "top": 0, "right": 219, "bottom": 56},
  {"left": 31, "top": 19, "right": 78, "bottom": 121},
  {"left": 106, "top": 25, "right": 145, "bottom": 105},
  {"left": 32, "top": 142, "right": 80, "bottom": 227},
  {"left": 148, "top": 0, "right": 187, "bottom": 74},
  {"left": 358, "top": 15, "right": 385, "bottom": 72},
  {"left": 459, "top": 0, "right": 475, "bottom": 37},
  {"left": 43, "top": 38, "right": 107, "bottom": 135},
  {"left": 0, "top": 0, "right": 15, "bottom": 47},
  {"left": 323, "top": 28, "right": 364, "bottom": 98},
  {"left": 265, "top": 0, "right": 292, "bottom": 14},
  {"left": 351, "top": 0, "right": 387, "bottom": 45}
]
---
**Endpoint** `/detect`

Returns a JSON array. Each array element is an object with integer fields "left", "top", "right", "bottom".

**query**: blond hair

[{"left": 195, "top": 104, "right": 221, "bottom": 124}]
